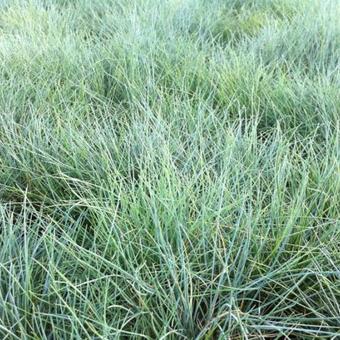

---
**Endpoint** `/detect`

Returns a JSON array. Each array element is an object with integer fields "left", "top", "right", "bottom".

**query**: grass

[{"left": 0, "top": 0, "right": 339, "bottom": 338}]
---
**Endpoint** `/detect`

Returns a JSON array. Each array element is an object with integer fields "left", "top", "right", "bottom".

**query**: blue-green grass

[{"left": 0, "top": 0, "right": 339, "bottom": 338}]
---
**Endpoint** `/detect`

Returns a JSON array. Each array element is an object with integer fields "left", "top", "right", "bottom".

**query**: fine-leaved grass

[{"left": 0, "top": 0, "right": 339, "bottom": 338}]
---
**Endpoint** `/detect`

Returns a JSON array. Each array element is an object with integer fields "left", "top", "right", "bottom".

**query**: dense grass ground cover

[{"left": 0, "top": 0, "right": 339, "bottom": 338}]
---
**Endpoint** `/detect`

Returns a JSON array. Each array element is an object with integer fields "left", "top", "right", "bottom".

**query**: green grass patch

[{"left": 0, "top": 0, "right": 339, "bottom": 338}]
